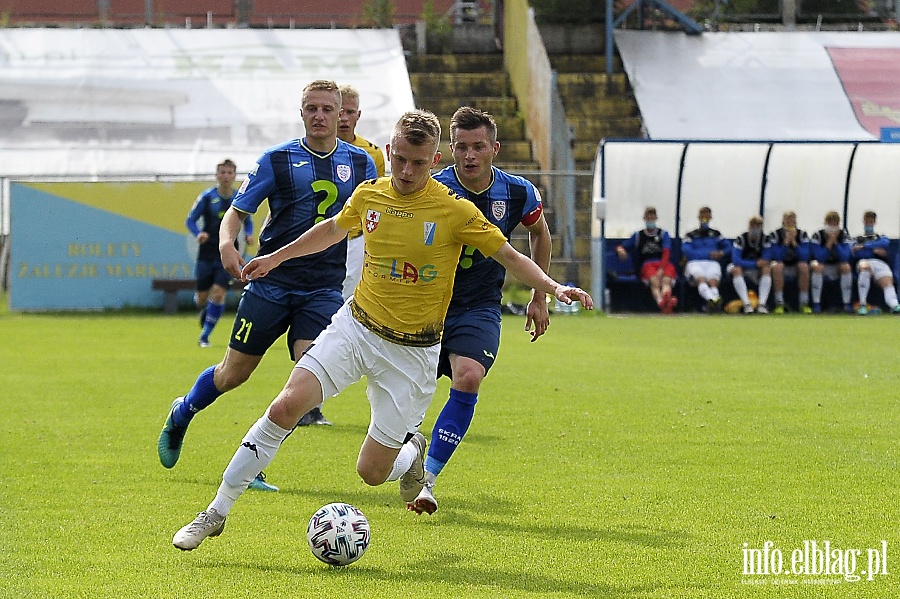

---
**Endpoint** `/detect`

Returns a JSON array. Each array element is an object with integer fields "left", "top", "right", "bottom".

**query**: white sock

[
  {"left": 208, "top": 415, "right": 292, "bottom": 516},
  {"left": 775, "top": 291, "right": 784, "bottom": 304},
  {"left": 733, "top": 276, "right": 750, "bottom": 305},
  {"left": 759, "top": 275, "right": 772, "bottom": 306},
  {"left": 840, "top": 273, "right": 852, "bottom": 304},
  {"left": 811, "top": 273, "right": 823, "bottom": 303},
  {"left": 698, "top": 282, "right": 711, "bottom": 301},
  {"left": 799, "top": 291, "right": 810, "bottom": 306},
  {"left": 386, "top": 440, "right": 417, "bottom": 482},
  {"left": 884, "top": 285, "right": 899, "bottom": 309},
  {"left": 857, "top": 270, "right": 871, "bottom": 305},
  {"left": 710, "top": 286, "right": 720, "bottom": 301}
]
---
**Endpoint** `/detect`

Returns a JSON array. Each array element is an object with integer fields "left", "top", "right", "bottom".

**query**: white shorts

[
  {"left": 341, "top": 234, "right": 365, "bottom": 301},
  {"left": 685, "top": 260, "right": 722, "bottom": 282},
  {"left": 859, "top": 258, "right": 893, "bottom": 281},
  {"left": 296, "top": 302, "right": 439, "bottom": 449},
  {"left": 726, "top": 264, "right": 762, "bottom": 284}
]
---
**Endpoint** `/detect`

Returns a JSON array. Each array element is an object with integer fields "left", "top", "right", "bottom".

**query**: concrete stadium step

[
  {"left": 407, "top": 53, "right": 504, "bottom": 73},
  {"left": 416, "top": 96, "right": 519, "bottom": 116},
  {"left": 556, "top": 72, "right": 630, "bottom": 97},
  {"left": 550, "top": 54, "right": 621, "bottom": 73},
  {"left": 409, "top": 72, "right": 510, "bottom": 97},
  {"left": 566, "top": 116, "right": 643, "bottom": 140},
  {"left": 567, "top": 96, "right": 638, "bottom": 118}
]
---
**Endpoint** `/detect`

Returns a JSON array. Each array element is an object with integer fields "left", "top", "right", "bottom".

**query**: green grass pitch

[{"left": 1, "top": 307, "right": 897, "bottom": 598}]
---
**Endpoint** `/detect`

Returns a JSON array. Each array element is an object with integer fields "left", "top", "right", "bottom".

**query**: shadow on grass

[{"left": 197, "top": 553, "right": 663, "bottom": 597}]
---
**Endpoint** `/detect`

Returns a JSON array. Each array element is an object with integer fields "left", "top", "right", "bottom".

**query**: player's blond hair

[
  {"left": 392, "top": 110, "right": 441, "bottom": 148},
  {"left": 824, "top": 210, "right": 840, "bottom": 225},
  {"left": 301, "top": 80, "right": 341, "bottom": 105},
  {"left": 338, "top": 84, "right": 360, "bottom": 103}
]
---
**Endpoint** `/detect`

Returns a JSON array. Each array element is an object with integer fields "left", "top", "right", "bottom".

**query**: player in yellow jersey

[
  {"left": 298, "top": 84, "right": 388, "bottom": 427},
  {"left": 172, "top": 110, "right": 592, "bottom": 550}
]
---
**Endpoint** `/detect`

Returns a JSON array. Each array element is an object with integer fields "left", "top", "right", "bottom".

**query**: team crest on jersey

[
  {"left": 366, "top": 210, "right": 381, "bottom": 233},
  {"left": 336, "top": 164, "right": 352, "bottom": 182},
  {"left": 491, "top": 200, "right": 507, "bottom": 220},
  {"left": 424, "top": 222, "right": 436, "bottom": 246}
]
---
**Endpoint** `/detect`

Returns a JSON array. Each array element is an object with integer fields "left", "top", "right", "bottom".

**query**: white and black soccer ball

[{"left": 306, "top": 502, "right": 370, "bottom": 566}]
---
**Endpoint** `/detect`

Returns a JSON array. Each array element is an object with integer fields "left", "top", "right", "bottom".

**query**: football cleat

[
  {"left": 399, "top": 432, "right": 427, "bottom": 502},
  {"left": 892, "top": 305, "right": 900, "bottom": 314},
  {"left": 743, "top": 303, "right": 754, "bottom": 314},
  {"left": 296, "top": 406, "right": 333, "bottom": 427},
  {"left": 408, "top": 482, "right": 438, "bottom": 515},
  {"left": 158, "top": 398, "right": 188, "bottom": 468},
  {"left": 248, "top": 471, "right": 279, "bottom": 492},
  {"left": 799, "top": 304, "right": 812, "bottom": 315},
  {"left": 858, "top": 305, "right": 868, "bottom": 316},
  {"left": 198, "top": 338, "right": 211, "bottom": 348},
  {"left": 773, "top": 304, "right": 785, "bottom": 315},
  {"left": 173, "top": 509, "right": 226, "bottom": 551},
  {"left": 812, "top": 303, "right": 822, "bottom": 314},
  {"left": 755, "top": 305, "right": 769, "bottom": 314}
]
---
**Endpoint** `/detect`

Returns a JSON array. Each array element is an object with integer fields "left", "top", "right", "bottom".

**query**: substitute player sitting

[{"left": 616, "top": 206, "right": 678, "bottom": 313}]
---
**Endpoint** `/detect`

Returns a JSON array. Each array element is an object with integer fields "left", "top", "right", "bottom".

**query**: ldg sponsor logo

[{"left": 369, "top": 258, "right": 437, "bottom": 283}]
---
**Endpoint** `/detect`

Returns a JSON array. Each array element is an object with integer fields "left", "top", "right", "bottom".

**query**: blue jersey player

[
  {"left": 186, "top": 158, "right": 254, "bottom": 347},
  {"left": 852, "top": 210, "right": 900, "bottom": 315},
  {"left": 407, "top": 107, "right": 552, "bottom": 515},
  {"left": 810, "top": 210, "right": 853, "bottom": 313},
  {"left": 682, "top": 206, "right": 731, "bottom": 312},
  {"left": 158, "top": 80, "right": 377, "bottom": 491}
]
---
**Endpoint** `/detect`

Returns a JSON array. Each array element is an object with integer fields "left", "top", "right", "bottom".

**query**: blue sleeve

[
  {"left": 732, "top": 240, "right": 756, "bottom": 269},
  {"left": 232, "top": 156, "right": 276, "bottom": 215},
  {"left": 682, "top": 238, "right": 701, "bottom": 261},
  {"left": 661, "top": 230, "right": 672, "bottom": 251},
  {"left": 243, "top": 215, "right": 254, "bottom": 236},
  {"left": 185, "top": 194, "right": 205, "bottom": 237},
  {"left": 620, "top": 232, "right": 638, "bottom": 252},
  {"left": 365, "top": 154, "right": 378, "bottom": 180},
  {"left": 719, "top": 238, "right": 732, "bottom": 261},
  {"left": 866, "top": 236, "right": 890, "bottom": 253}
]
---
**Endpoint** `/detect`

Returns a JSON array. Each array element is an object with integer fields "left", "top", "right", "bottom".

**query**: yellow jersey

[
  {"left": 346, "top": 134, "right": 386, "bottom": 239},
  {"left": 350, "top": 134, "right": 386, "bottom": 177},
  {"left": 336, "top": 176, "right": 507, "bottom": 346}
]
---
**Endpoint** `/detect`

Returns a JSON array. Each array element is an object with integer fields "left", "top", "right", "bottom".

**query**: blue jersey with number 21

[{"left": 232, "top": 138, "right": 376, "bottom": 291}]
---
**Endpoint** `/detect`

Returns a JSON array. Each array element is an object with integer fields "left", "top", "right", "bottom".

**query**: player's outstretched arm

[
  {"left": 524, "top": 215, "right": 552, "bottom": 341},
  {"left": 492, "top": 243, "right": 593, "bottom": 310},
  {"left": 219, "top": 207, "right": 249, "bottom": 278},
  {"left": 242, "top": 217, "right": 348, "bottom": 281}
]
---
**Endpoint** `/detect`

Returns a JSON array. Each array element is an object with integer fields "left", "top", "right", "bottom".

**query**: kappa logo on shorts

[
  {"left": 424, "top": 222, "right": 436, "bottom": 246},
  {"left": 365, "top": 210, "right": 381, "bottom": 233},
  {"left": 491, "top": 200, "right": 507, "bottom": 220},
  {"left": 336, "top": 164, "right": 352, "bottom": 182}
]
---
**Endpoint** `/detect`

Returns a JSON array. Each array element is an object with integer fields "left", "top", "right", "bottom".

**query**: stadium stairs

[{"left": 407, "top": 50, "right": 643, "bottom": 287}]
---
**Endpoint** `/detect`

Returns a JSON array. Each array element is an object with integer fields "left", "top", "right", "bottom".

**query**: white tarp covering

[
  {"left": 0, "top": 28, "right": 414, "bottom": 177},
  {"left": 614, "top": 31, "right": 900, "bottom": 141}
]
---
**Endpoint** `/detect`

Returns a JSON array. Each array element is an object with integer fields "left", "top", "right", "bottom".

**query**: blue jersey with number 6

[{"left": 233, "top": 138, "right": 376, "bottom": 291}]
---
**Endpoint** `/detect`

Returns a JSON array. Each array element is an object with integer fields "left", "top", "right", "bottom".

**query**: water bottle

[
  {"left": 554, "top": 282, "right": 579, "bottom": 314},
  {"left": 566, "top": 282, "right": 580, "bottom": 314}
]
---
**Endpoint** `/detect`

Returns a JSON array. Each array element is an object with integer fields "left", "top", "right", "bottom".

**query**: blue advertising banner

[{"left": 10, "top": 181, "right": 206, "bottom": 310}]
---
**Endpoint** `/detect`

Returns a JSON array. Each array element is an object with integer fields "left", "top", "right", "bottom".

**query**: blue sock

[
  {"left": 174, "top": 366, "right": 223, "bottom": 427},
  {"left": 200, "top": 301, "right": 225, "bottom": 341},
  {"left": 425, "top": 389, "right": 477, "bottom": 476}
]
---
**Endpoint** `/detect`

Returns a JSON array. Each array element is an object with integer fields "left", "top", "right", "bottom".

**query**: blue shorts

[
  {"left": 437, "top": 306, "right": 502, "bottom": 379},
  {"left": 195, "top": 259, "right": 232, "bottom": 292},
  {"left": 228, "top": 287, "right": 344, "bottom": 360}
]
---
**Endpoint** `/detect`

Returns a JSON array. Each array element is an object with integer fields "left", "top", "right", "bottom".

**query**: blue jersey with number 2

[{"left": 233, "top": 138, "right": 376, "bottom": 291}]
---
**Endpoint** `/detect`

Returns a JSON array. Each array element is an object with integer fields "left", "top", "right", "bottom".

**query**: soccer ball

[{"left": 306, "top": 502, "right": 370, "bottom": 566}]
